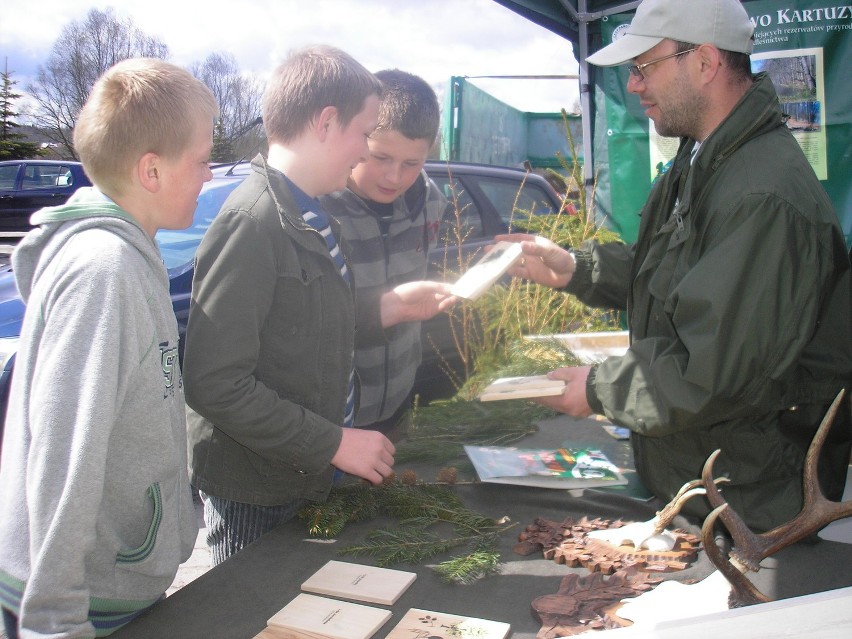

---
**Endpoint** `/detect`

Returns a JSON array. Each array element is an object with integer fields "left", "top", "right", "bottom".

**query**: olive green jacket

[
  {"left": 567, "top": 73, "right": 852, "bottom": 531},
  {"left": 184, "top": 156, "right": 353, "bottom": 506}
]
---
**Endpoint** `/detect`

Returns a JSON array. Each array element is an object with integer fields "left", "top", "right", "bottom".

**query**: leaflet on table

[{"left": 464, "top": 445, "right": 627, "bottom": 489}]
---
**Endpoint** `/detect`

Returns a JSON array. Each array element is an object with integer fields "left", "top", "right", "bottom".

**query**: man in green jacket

[{"left": 499, "top": 0, "right": 852, "bottom": 533}]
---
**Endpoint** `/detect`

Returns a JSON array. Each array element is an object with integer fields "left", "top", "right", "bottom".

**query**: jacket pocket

[
  {"left": 117, "top": 483, "right": 162, "bottom": 565},
  {"left": 640, "top": 207, "right": 697, "bottom": 333},
  {"left": 113, "top": 480, "right": 189, "bottom": 595}
]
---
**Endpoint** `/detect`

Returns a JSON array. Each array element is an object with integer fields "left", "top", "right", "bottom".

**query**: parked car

[
  {"left": 0, "top": 160, "right": 562, "bottom": 446},
  {"left": 0, "top": 160, "right": 93, "bottom": 232},
  {"left": 418, "top": 161, "right": 563, "bottom": 398},
  {"left": 202, "top": 160, "right": 564, "bottom": 399}
]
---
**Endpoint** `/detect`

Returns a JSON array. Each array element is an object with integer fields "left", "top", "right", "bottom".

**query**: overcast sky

[{"left": 1, "top": 0, "right": 581, "bottom": 117}]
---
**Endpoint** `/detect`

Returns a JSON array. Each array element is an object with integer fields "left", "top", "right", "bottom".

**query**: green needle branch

[{"left": 298, "top": 481, "right": 515, "bottom": 584}]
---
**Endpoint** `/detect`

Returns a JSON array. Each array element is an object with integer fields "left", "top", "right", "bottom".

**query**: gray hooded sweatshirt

[{"left": 0, "top": 188, "right": 196, "bottom": 638}]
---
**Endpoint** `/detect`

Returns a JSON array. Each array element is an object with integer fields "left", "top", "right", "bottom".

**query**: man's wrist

[{"left": 566, "top": 248, "right": 576, "bottom": 276}]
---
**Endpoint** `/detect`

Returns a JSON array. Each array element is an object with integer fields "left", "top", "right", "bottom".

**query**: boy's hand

[
  {"left": 494, "top": 233, "right": 576, "bottom": 289},
  {"left": 380, "top": 281, "right": 457, "bottom": 327},
  {"left": 331, "top": 428, "right": 396, "bottom": 485},
  {"left": 531, "top": 366, "right": 593, "bottom": 417}
]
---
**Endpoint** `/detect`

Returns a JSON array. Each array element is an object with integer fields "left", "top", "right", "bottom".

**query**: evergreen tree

[
  {"left": 210, "top": 119, "right": 234, "bottom": 163},
  {"left": 0, "top": 65, "right": 44, "bottom": 160}
]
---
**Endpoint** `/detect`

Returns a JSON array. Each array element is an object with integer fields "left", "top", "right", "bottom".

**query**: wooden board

[
  {"left": 450, "top": 241, "right": 522, "bottom": 300},
  {"left": 525, "top": 330, "right": 630, "bottom": 363},
  {"left": 267, "top": 593, "right": 391, "bottom": 639},
  {"left": 384, "top": 608, "right": 510, "bottom": 639},
  {"left": 301, "top": 560, "right": 416, "bottom": 605},
  {"left": 478, "top": 375, "right": 565, "bottom": 401},
  {"left": 252, "top": 626, "right": 300, "bottom": 639}
]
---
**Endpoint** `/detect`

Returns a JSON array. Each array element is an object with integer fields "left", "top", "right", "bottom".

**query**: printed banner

[{"left": 594, "top": 0, "right": 851, "bottom": 244}]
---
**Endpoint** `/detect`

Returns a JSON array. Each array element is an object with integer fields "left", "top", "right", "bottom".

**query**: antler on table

[
  {"left": 653, "top": 476, "right": 729, "bottom": 535},
  {"left": 701, "top": 504, "right": 771, "bottom": 606},
  {"left": 700, "top": 389, "right": 852, "bottom": 606},
  {"left": 588, "top": 476, "right": 729, "bottom": 551}
]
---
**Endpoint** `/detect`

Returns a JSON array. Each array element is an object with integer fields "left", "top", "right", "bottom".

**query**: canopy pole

[
  {"left": 576, "top": 0, "right": 595, "bottom": 218},
  {"left": 561, "top": 0, "right": 640, "bottom": 220}
]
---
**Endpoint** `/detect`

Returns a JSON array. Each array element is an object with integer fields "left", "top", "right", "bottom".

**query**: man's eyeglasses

[{"left": 628, "top": 48, "right": 697, "bottom": 80}]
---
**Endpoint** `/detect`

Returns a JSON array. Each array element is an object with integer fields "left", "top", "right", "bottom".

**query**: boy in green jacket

[{"left": 183, "top": 46, "right": 453, "bottom": 566}]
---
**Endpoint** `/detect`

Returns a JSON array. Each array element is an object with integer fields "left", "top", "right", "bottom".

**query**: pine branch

[
  {"left": 397, "top": 398, "right": 546, "bottom": 465},
  {"left": 299, "top": 483, "right": 384, "bottom": 537},
  {"left": 298, "top": 479, "right": 515, "bottom": 584},
  {"left": 340, "top": 528, "right": 472, "bottom": 566},
  {"left": 434, "top": 549, "right": 502, "bottom": 585}
]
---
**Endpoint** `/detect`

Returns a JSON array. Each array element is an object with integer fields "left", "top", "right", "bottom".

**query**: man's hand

[
  {"left": 331, "top": 428, "right": 396, "bottom": 485},
  {"left": 494, "top": 233, "right": 576, "bottom": 289},
  {"left": 532, "top": 366, "right": 593, "bottom": 417},
  {"left": 380, "top": 281, "right": 458, "bottom": 328}
]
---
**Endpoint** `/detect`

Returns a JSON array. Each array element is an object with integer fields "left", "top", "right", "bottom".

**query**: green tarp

[{"left": 494, "top": 0, "right": 852, "bottom": 245}]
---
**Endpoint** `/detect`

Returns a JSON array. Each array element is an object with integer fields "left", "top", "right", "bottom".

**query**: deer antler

[
  {"left": 588, "top": 476, "right": 729, "bottom": 551},
  {"left": 654, "top": 476, "right": 729, "bottom": 535},
  {"left": 701, "top": 504, "right": 771, "bottom": 607},
  {"left": 701, "top": 389, "right": 852, "bottom": 605}
]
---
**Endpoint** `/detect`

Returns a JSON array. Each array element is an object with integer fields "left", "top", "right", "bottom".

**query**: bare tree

[
  {"left": 190, "top": 52, "right": 263, "bottom": 162},
  {"left": 26, "top": 8, "right": 169, "bottom": 159}
]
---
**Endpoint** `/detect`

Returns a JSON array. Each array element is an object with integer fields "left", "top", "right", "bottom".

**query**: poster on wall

[
  {"left": 595, "top": 0, "right": 851, "bottom": 244},
  {"left": 752, "top": 47, "right": 827, "bottom": 179},
  {"left": 649, "top": 46, "right": 828, "bottom": 181}
]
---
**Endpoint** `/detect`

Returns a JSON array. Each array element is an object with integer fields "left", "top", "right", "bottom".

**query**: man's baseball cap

[{"left": 586, "top": 0, "right": 755, "bottom": 67}]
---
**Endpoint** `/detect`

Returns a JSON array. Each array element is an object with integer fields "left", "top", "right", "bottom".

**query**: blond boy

[{"left": 0, "top": 58, "right": 217, "bottom": 637}]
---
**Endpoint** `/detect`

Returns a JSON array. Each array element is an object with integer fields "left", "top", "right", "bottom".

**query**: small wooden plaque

[
  {"left": 301, "top": 560, "right": 416, "bottom": 605},
  {"left": 384, "top": 608, "right": 510, "bottom": 639},
  {"left": 267, "top": 593, "right": 391, "bottom": 639},
  {"left": 478, "top": 375, "right": 565, "bottom": 401}
]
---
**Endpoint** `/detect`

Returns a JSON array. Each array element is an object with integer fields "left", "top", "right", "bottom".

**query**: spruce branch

[
  {"left": 298, "top": 479, "right": 515, "bottom": 584},
  {"left": 434, "top": 549, "right": 502, "bottom": 585},
  {"left": 341, "top": 528, "right": 475, "bottom": 566}
]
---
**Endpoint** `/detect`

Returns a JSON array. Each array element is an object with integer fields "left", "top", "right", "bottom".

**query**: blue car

[
  {"left": 0, "top": 160, "right": 562, "bottom": 446},
  {"left": 0, "top": 160, "right": 93, "bottom": 233},
  {"left": 0, "top": 166, "right": 245, "bottom": 445}
]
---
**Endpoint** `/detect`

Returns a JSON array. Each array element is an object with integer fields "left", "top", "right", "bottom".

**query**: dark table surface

[{"left": 112, "top": 415, "right": 852, "bottom": 639}]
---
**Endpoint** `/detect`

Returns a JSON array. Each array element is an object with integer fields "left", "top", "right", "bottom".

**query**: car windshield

[
  {"left": 156, "top": 178, "right": 242, "bottom": 270},
  {"left": 476, "top": 177, "right": 559, "bottom": 224}
]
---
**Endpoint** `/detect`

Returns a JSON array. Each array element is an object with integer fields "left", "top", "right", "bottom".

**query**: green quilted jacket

[{"left": 567, "top": 73, "right": 852, "bottom": 532}]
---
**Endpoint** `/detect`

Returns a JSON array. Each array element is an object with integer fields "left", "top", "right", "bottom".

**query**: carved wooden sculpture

[
  {"left": 701, "top": 389, "right": 852, "bottom": 607},
  {"left": 531, "top": 569, "right": 661, "bottom": 637}
]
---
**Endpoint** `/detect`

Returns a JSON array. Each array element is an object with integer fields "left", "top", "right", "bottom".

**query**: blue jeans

[{"left": 2, "top": 607, "right": 18, "bottom": 639}]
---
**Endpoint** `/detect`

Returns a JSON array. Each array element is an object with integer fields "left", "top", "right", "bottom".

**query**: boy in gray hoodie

[{"left": 0, "top": 58, "right": 217, "bottom": 638}]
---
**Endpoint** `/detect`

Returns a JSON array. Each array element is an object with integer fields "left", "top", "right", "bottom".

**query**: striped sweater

[{"left": 321, "top": 172, "right": 447, "bottom": 426}]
